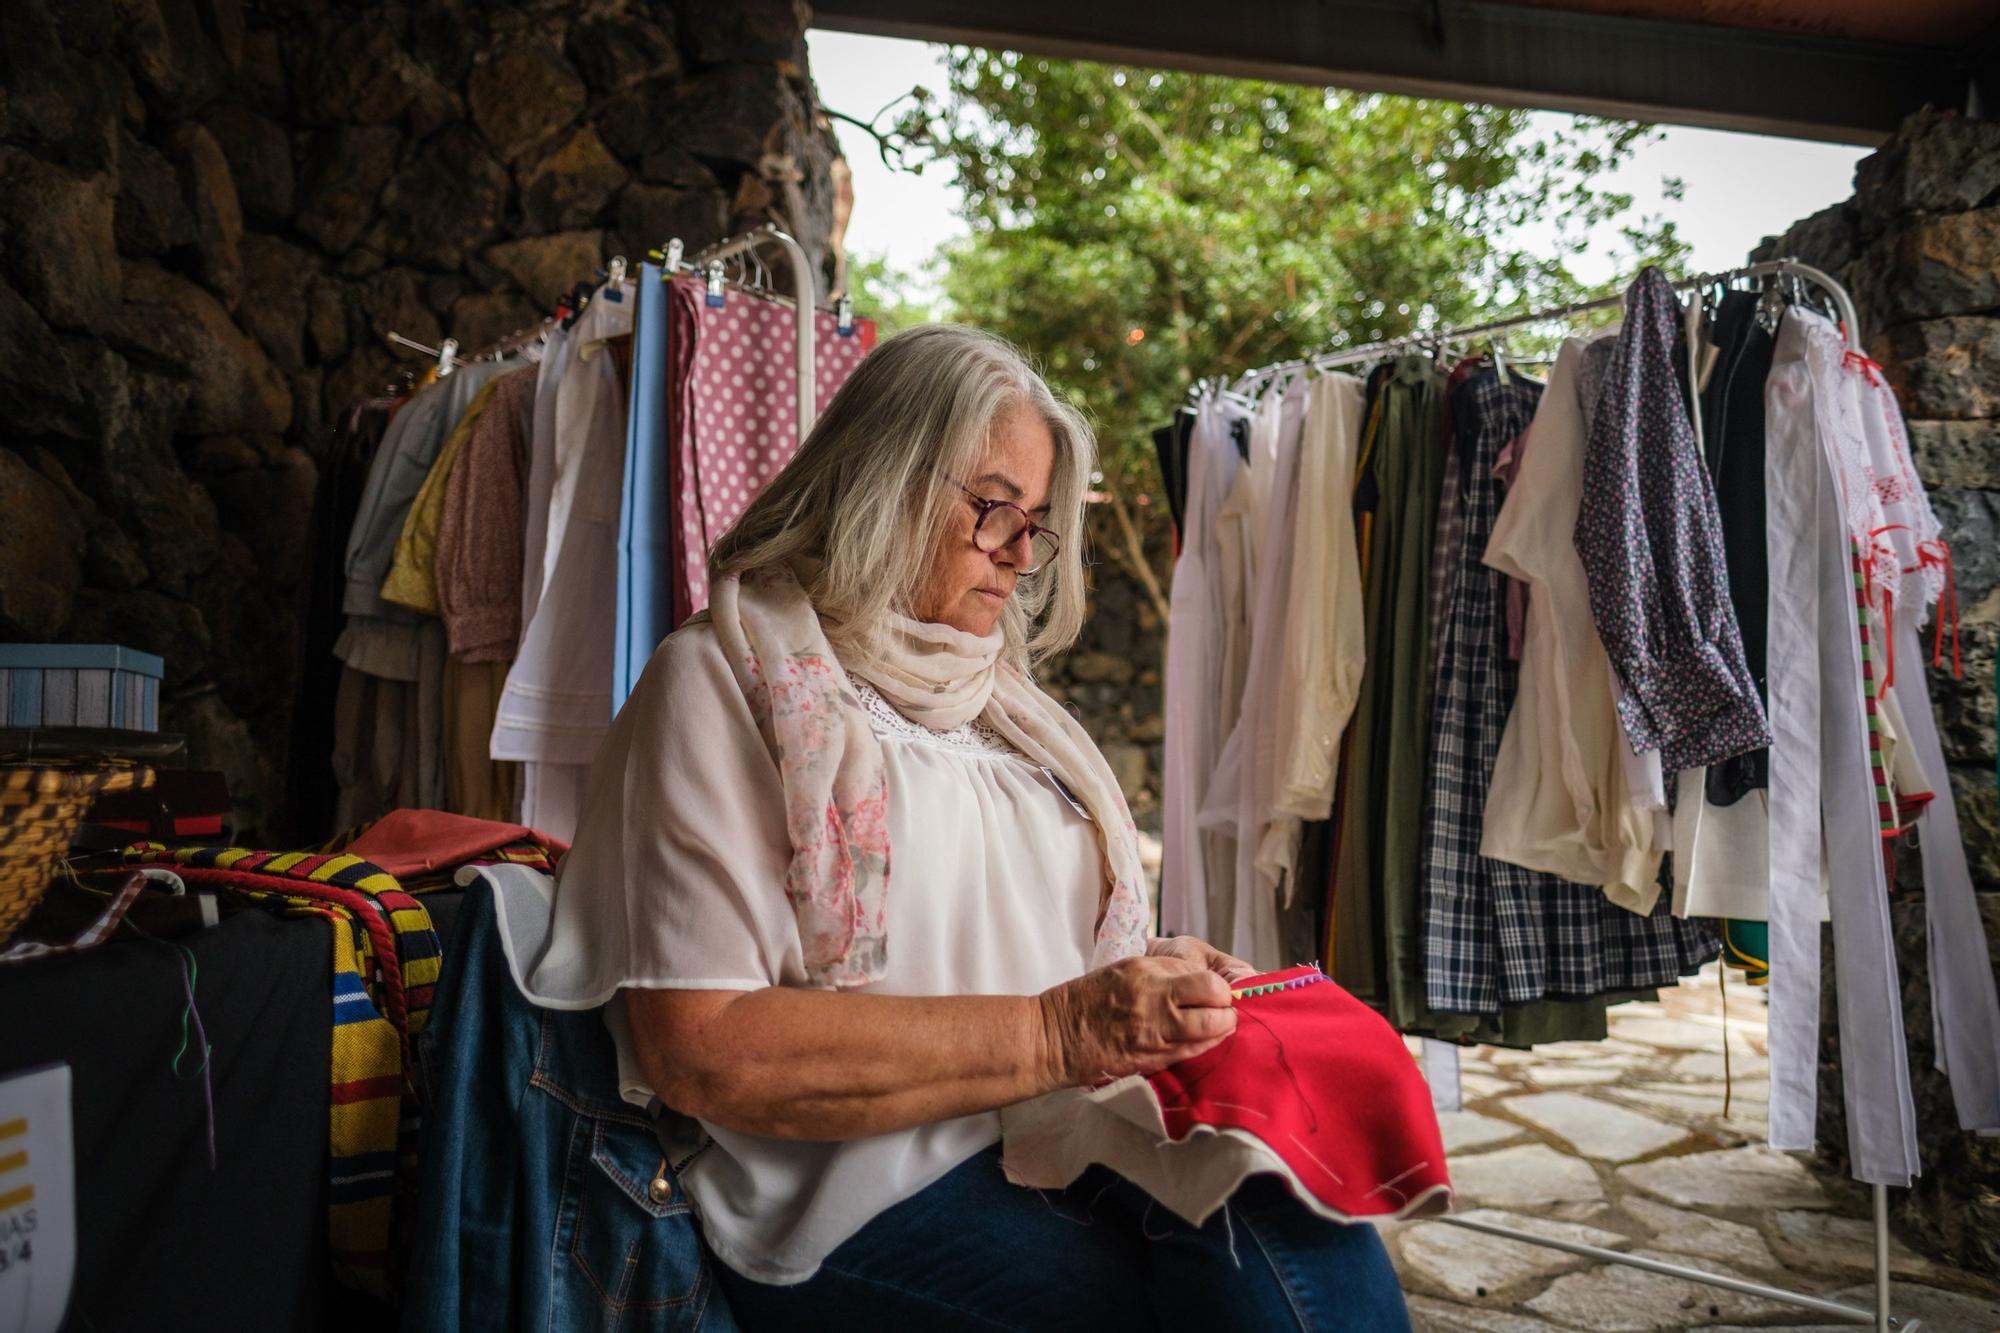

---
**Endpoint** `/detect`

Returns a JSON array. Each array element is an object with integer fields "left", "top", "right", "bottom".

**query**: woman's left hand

[{"left": 1146, "top": 935, "right": 1257, "bottom": 984}]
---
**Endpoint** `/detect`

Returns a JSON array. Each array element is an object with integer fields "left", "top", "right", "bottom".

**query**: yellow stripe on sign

[
  {"left": 0, "top": 1184, "right": 33, "bottom": 1211},
  {"left": 0, "top": 1119, "right": 24, "bottom": 1142},
  {"left": 0, "top": 1151, "right": 25, "bottom": 1174}
]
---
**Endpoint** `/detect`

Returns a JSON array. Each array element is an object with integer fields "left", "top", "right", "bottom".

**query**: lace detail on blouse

[{"left": 848, "top": 675, "right": 1018, "bottom": 759}]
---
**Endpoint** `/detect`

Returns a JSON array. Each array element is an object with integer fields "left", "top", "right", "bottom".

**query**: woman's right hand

[{"left": 1037, "top": 956, "right": 1238, "bottom": 1087}]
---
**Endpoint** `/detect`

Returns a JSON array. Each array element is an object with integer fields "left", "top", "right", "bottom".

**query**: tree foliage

[{"left": 917, "top": 51, "right": 1689, "bottom": 484}]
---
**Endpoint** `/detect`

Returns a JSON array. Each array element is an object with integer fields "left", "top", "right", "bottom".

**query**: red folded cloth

[
  {"left": 1145, "top": 965, "right": 1452, "bottom": 1219},
  {"left": 342, "top": 808, "right": 569, "bottom": 880}
]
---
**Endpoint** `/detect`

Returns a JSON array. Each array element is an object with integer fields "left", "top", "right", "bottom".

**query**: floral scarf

[{"left": 707, "top": 565, "right": 1151, "bottom": 987}]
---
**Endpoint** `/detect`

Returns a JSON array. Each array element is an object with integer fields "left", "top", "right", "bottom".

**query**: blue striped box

[{"left": 0, "top": 644, "right": 165, "bottom": 731}]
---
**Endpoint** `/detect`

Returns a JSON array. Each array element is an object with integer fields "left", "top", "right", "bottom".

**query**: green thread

[{"left": 171, "top": 944, "right": 211, "bottom": 1077}]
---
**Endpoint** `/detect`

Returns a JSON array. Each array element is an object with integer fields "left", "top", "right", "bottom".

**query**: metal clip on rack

[
  {"left": 386, "top": 331, "right": 459, "bottom": 377},
  {"left": 1229, "top": 257, "right": 1913, "bottom": 1332}
]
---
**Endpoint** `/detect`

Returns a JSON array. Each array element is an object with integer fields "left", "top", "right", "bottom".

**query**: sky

[{"left": 806, "top": 29, "right": 1869, "bottom": 304}]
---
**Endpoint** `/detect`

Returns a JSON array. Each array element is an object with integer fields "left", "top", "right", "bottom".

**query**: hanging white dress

[
  {"left": 1259, "top": 374, "right": 1368, "bottom": 903},
  {"left": 1161, "top": 396, "right": 1244, "bottom": 938}
]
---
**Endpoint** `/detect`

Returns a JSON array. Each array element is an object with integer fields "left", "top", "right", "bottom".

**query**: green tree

[
  {"left": 916, "top": 52, "right": 1686, "bottom": 601},
  {"left": 846, "top": 252, "right": 939, "bottom": 336}
]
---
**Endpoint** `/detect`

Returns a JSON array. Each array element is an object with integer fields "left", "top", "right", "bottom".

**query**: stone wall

[
  {"left": 1752, "top": 107, "right": 2000, "bottom": 1276},
  {"left": 0, "top": 0, "right": 838, "bottom": 839}
]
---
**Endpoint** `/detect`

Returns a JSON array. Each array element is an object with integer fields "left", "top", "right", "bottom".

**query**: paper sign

[{"left": 0, "top": 1064, "right": 74, "bottom": 1333}]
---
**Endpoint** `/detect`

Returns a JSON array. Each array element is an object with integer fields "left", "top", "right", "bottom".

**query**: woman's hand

[
  {"left": 1037, "top": 955, "right": 1237, "bottom": 1085},
  {"left": 1146, "top": 934, "right": 1258, "bottom": 984}
]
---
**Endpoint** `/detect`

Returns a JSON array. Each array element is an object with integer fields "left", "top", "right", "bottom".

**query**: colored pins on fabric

[{"left": 1229, "top": 968, "right": 1333, "bottom": 1001}]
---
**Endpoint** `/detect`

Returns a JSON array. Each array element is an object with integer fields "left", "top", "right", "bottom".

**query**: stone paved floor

[{"left": 1382, "top": 966, "right": 2000, "bottom": 1331}]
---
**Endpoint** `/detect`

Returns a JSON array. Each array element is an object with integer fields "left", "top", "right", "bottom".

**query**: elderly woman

[{"left": 529, "top": 325, "right": 1410, "bottom": 1330}]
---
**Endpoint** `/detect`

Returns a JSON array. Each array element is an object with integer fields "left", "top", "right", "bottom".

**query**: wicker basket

[{"left": 0, "top": 760, "right": 154, "bottom": 946}]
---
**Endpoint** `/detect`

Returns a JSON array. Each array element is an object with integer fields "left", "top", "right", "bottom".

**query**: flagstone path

[{"left": 1383, "top": 966, "right": 2000, "bottom": 1331}]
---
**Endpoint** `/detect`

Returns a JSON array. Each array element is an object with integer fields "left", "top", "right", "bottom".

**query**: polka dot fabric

[{"left": 670, "top": 277, "right": 877, "bottom": 619}]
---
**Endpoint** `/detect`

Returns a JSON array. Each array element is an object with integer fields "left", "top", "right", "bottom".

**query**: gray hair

[{"left": 709, "top": 323, "right": 1094, "bottom": 671}]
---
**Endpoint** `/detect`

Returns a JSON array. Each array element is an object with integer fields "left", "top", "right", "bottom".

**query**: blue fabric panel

[{"left": 614, "top": 263, "right": 675, "bottom": 714}]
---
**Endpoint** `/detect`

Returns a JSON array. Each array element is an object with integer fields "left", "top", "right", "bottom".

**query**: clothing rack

[
  {"left": 1231, "top": 258, "right": 1857, "bottom": 394},
  {"left": 1287, "top": 259, "right": 1914, "bottom": 1331}
]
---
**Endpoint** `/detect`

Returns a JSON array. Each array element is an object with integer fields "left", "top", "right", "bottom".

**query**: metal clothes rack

[
  {"left": 1223, "top": 259, "right": 1915, "bottom": 1331},
  {"left": 1231, "top": 257, "right": 1858, "bottom": 393},
  {"left": 382, "top": 222, "right": 838, "bottom": 445}
]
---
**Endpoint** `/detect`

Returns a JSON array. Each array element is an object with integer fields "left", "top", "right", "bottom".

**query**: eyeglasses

[{"left": 960, "top": 487, "right": 1061, "bottom": 575}]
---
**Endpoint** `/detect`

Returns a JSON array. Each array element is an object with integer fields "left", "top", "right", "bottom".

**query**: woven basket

[{"left": 0, "top": 760, "right": 153, "bottom": 946}]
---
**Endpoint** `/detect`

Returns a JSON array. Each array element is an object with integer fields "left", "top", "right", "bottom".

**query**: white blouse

[{"left": 493, "top": 623, "right": 1104, "bottom": 1285}]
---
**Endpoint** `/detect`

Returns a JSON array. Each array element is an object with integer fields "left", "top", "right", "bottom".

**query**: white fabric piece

[
  {"left": 1220, "top": 380, "right": 1306, "bottom": 967},
  {"left": 1890, "top": 612, "right": 2000, "bottom": 1133},
  {"left": 1814, "top": 415, "right": 1920, "bottom": 1186},
  {"left": 519, "top": 321, "right": 573, "bottom": 628},
  {"left": 1762, "top": 312, "right": 1828, "bottom": 1152},
  {"left": 998, "top": 1079, "right": 1451, "bottom": 1229},
  {"left": 1261, "top": 374, "right": 1367, "bottom": 901},
  {"left": 491, "top": 284, "right": 638, "bottom": 829},
  {"left": 492, "top": 626, "right": 1104, "bottom": 1284},
  {"left": 1669, "top": 771, "right": 1797, "bottom": 922},
  {"left": 1480, "top": 334, "right": 1665, "bottom": 912},
  {"left": 1162, "top": 398, "right": 1243, "bottom": 938},
  {"left": 1841, "top": 344, "right": 2000, "bottom": 1133},
  {"left": 544, "top": 284, "right": 634, "bottom": 595}
]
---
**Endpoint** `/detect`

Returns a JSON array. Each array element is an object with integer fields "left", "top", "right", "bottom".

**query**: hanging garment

[
  {"left": 1327, "top": 367, "right": 1401, "bottom": 1000},
  {"left": 1261, "top": 374, "right": 1367, "bottom": 903},
  {"left": 1152, "top": 410, "right": 1195, "bottom": 540},
  {"left": 1229, "top": 380, "right": 1310, "bottom": 964},
  {"left": 1001, "top": 967, "right": 1451, "bottom": 1226},
  {"left": 1574, "top": 266, "right": 1771, "bottom": 773},
  {"left": 490, "top": 285, "right": 636, "bottom": 841},
  {"left": 291, "top": 398, "right": 397, "bottom": 841},
  {"left": 379, "top": 375, "right": 508, "bottom": 615},
  {"left": 1424, "top": 365, "right": 1714, "bottom": 1017},
  {"left": 1481, "top": 333, "right": 1667, "bottom": 911},
  {"left": 1847, "top": 350, "right": 2000, "bottom": 1136},
  {"left": 343, "top": 362, "right": 512, "bottom": 627},
  {"left": 1363, "top": 362, "right": 1448, "bottom": 1032},
  {"left": 613, "top": 264, "right": 676, "bottom": 711},
  {"left": 1426, "top": 358, "right": 1487, "bottom": 681},
  {"left": 519, "top": 318, "right": 574, "bottom": 629},
  {"left": 669, "top": 277, "right": 876, "bottom": 620},
  {"left": 442, "top": 657, "right": 517, "bottom": 823},
  {"left": 1162, "top": 395, "right": 1247, "bottom": 938},
  {"left": 338, "top": 362, "right": 515, "bottom": 815},
  {"left": 1761, "top": 308, "right": 1920, "bottom": 1184},
  {"left": 434, "top": 364, "right": 538, "bottom": 663},
  {"left": 1699, "top": 290, "right": 1779, "bottom": 804}
]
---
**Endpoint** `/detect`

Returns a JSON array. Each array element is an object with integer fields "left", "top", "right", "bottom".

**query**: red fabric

[
  {"left": 342, "top": 808, "right": 569, "bottom": 879},
  {"left": 1146, "top": 966, "right": 1452, "bottom": 1218}
]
